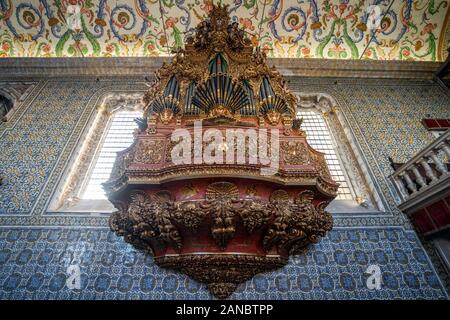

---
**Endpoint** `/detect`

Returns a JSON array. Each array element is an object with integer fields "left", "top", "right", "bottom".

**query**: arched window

[
  {"left": 297, "top": 93, "right": 384, "bottom": 213},
  {"left": 80, "top": 110, "right": 140, "bottom": 200},
  {"left": 48, "top": 93, "right": 143, "bottom": 213},
  {"left": 297, "top": 108, "right": 353, "bottom": 200}
]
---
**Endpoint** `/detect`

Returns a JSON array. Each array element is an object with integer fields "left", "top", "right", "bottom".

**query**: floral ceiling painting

[{"left": 0, "top": 0, "right": 449, "bottom": 61}]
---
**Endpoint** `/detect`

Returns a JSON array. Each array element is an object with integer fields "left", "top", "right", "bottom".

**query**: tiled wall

[
  {"left": 0, "top": 77, "right": 449, "bottom": 299},
  {"left": 0, "top": 227, "right": 446, "bottom": 300}
]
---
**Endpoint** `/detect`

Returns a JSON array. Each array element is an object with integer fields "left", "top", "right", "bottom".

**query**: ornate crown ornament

[{"left": 104, "top": 4, "right": 338, "bottom": 299}]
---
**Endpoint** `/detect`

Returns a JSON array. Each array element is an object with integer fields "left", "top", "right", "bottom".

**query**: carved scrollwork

[
  {"left": 263, "top": 189, "right": 333, "bottom": 253},
  {"left": 239, "top": 200, "right": 271, "bottom": 233},
  {"left": 184, "top": 4, "right": 251, "bottom": 56},
  {"left": 156, "top": 56, "right": 206, "bottom": 85},
  {"left": 269, "top": 189, "right": 290, "bottom": 202},
  {"left": 281, "top": 141, "right": 310, "bottom": 165},
  {"left": 110, "top": 186, "right": 332, "bottom": 256},
  {"left": 153, "top": 200, "right": 183, "bottom": 250},
  {"left": 109, "top": 194, "right": 154, "bottom": 255},
  {"left": 109, "top": 182, "right": 334, "bottom": 298},
  {"left": 134, "top": 140, "right": 164, "bottom": 164},
  {"left": 297, "top": 189, "right": 315, "bottom": 203},
  {"left": 309, "top": 148, "right": 333, "bottom": 180},
  {"left": 263, "top": 198, "right": 293, "bottom": 252},
  {"left": 171, "top": 201, "right": 208, "bottom": 230},
  {"left": 141, "top": 4, "right": 300, "bottom": 124},
  {"left": 143, "top": 80, "right": 161, "bottom": 109},
  {"left": 109, "top": 150, "right": 133, "bottom": 181},
  {"left": 205, "top": 182, "right": 239, "bottom": 250},
  {"left": 156, "top": 254, "right": 286, "bottom": 299},
  {"left": 109, "top": 190, "right": 182, "bottom": 253}
]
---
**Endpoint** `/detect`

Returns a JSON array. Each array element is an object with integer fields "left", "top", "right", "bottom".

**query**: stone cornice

[{"left": 0, "top": 57, "right": 444, "bottom": 80}]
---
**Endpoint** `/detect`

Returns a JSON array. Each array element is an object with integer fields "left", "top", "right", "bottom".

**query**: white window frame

[
  {"left": 48, "top": 93, "right": 144, "bottom": 214},
  {"left": 80, "top": 110, "right": 141, "bottom": 200},
  {"left": 297, "top": 92, "right": 385, "bottom": 213},
  {"left": 297, "top": 108, "right": 354, "bottom": 200}
]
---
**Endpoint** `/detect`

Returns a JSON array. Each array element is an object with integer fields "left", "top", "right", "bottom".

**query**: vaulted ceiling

[{"left": 0, "top": 0, "right": 449, "bottom": 61}]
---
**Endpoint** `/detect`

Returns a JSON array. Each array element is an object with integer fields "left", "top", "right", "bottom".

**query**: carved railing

[{"left": 390, "top": 129, "right": 450, "bottom": 205}]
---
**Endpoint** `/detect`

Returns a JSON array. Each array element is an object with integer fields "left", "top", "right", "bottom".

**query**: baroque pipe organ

[{"left": 104, "top": 4, "right": 338, "bottom": 299}]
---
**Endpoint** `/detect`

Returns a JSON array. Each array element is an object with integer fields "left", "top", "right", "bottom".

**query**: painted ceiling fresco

[{"left": 0, "top": 0, "right": 449, "bottom": 61}]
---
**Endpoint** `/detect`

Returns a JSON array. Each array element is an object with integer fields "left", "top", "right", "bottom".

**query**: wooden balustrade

[{"left": 390, "top": 129, "right": 450, "bottom": 204}]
